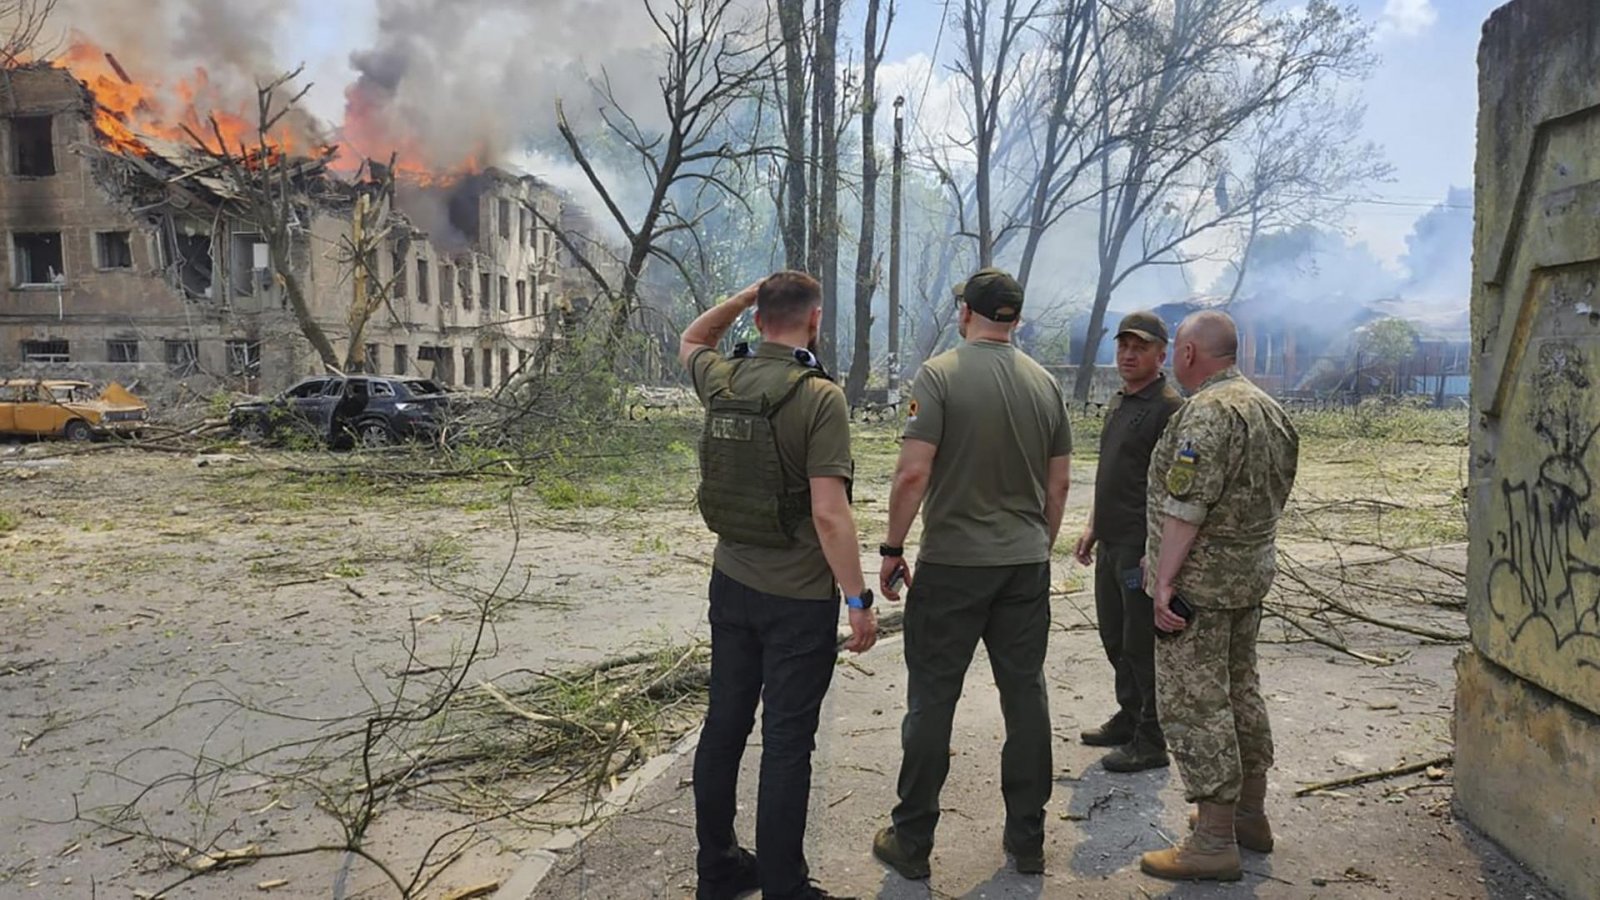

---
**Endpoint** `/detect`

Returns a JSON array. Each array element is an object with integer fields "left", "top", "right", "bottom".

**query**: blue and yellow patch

[{"left": 1167, "top": 441, "right": 1199, "bottom": 497}]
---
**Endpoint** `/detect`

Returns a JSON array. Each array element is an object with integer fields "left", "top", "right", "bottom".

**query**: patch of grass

[
  {"left": 0, "top": 510, "right": 16, "bottom": 534},
  {"left": 329, "top": 560, "right": 366, "bottom": 579}
]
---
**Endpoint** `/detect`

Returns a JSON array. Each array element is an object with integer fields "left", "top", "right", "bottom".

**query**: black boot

[
  {"left": 1079, "top": 715, "right": 1135, "bottom": 747},
  {"left": 1101, "top": 734, "right": 1170, "bottom": 773}
]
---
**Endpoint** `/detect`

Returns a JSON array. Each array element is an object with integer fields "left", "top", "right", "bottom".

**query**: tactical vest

[{"left": 697, "top": 356, "right": 824, "bottom": 548}]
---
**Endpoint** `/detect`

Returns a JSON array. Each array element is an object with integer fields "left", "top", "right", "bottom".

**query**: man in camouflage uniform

[{"left": 1140, "top": 310, "right": 1299, "bottom": 882}]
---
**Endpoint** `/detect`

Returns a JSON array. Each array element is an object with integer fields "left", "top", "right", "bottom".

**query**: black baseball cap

[
  {"left": 1114, "top": 310, "right": 1169, "bottom": 344},
  {"left": 953, "top": 268, "right": 1024, "bottom": 323}
]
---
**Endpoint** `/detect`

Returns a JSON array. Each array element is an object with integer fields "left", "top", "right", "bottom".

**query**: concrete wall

[{"left": 1459, "top": 2, "right": 1600, "bottom": 896}]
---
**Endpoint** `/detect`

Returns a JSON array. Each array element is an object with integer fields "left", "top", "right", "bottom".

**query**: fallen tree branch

[{"left": 1293, "top": 754, "right": 1453, "bottom": 797}]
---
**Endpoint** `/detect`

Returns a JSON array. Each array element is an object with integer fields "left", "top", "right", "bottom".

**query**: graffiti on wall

[{"left": 1488, "top": 342, "right": 1600, "bottom": 670}]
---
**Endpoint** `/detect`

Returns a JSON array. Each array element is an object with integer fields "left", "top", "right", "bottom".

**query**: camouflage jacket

[{"left": 1145, "top": 367, "right": 1299, "bottom": 608}]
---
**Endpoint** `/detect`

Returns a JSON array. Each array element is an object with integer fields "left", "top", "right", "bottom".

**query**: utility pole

[{"left": 888, "top": 95, "right": 904, "bottom": 401}]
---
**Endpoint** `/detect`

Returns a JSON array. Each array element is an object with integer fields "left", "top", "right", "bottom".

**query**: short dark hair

[{"left": 757, "top": 270, "right": 822, "bottom": 330}]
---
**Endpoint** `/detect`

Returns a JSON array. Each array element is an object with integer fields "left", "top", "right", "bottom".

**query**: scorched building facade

[{"left": 0, "top": 63, "right": 592, "bottom": 396}]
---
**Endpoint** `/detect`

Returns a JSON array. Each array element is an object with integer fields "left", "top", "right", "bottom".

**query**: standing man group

[
  {"left": 682, "top": 268, "right": 1297, "bottom": 892},
  {"left": 869, "top": 269, "right": 1074, "bottom": 880},
  {"left": 1139, "top": 310, "right": 1299, "bottom": 882},
  {"left": 680, "top": 272, "right": 877, "bottom": 900},
  {"left": 1076, "top": 312, "right": 1184, "bottom": 773}
]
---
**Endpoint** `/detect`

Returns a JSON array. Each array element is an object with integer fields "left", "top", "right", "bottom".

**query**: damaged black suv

[{"left": 229, "top": 375, "right": 451, "bottom": 448}]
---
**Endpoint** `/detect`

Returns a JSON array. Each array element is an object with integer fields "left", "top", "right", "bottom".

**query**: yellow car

[{"left": 0, "top": 379, "right": 148, "bottom": 441}]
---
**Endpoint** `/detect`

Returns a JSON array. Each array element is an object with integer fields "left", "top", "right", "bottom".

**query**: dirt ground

[{"left": 0, "top": 410, "right": 1555, "bottom": 899}]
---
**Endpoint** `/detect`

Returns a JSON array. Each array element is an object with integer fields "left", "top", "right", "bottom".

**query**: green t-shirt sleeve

[
  {"left": 1160, "top": 399, "right": 1234, "bottom": 525},
  {"left": 1050, "top": 386, "right": 1073, "bottom": 457},
  {"left": 902, "top": 367, "right": 943, "bottom": 445},
  {"left": 688, "top": 347, "right": 721, "bottom": 404},
  {"left": 806, "top": 382, "right": 854, "bottom": 480}
]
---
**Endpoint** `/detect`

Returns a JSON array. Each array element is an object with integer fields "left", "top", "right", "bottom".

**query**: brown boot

[
  {"left": 1186, "top": 775, "right": 1274, "bottom": 853},
  {"left": 1142, "top": 802, "right": 1242, "bottom": 882}
]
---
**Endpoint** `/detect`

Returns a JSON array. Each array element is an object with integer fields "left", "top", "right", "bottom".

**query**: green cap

[
  {"left": 954, "top": 268, "right": 1025, "bottom": 323},
  {"left": 1114, "top": 310, "right": 1168, "bottom": 344}
]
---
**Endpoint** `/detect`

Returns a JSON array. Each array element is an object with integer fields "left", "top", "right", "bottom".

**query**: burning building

[{"left": 0, "top": 53, "right": 602, "bottom": 396}]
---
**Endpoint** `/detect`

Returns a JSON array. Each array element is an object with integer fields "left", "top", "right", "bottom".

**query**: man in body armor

[{"left": 680, "top": 271, "right": 877, "bottom": 900}]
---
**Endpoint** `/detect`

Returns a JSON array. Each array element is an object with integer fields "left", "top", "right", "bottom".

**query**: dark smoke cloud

[{"left": 341, "top": 0, "right": 667, "bottom": 169}]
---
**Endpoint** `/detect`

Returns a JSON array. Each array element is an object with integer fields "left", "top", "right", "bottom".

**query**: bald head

[{"left": 1172, "top": 310, "right": 1240, "bottom": 391}]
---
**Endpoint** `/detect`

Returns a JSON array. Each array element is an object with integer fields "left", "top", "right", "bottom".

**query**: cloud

[{"left": 1377, "top": 0, "right": 1438, "bottom": 39}]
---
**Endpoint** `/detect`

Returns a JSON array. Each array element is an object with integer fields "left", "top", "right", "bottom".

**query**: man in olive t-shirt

[
  {"left": 870, "top": 268, "right": 1073, "bottom": 881},
  {"left": 680, "top": 271, "right": 877, "bottom": 900}
]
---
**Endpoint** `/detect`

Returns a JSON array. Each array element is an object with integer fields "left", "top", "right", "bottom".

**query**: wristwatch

[
  {"left": 879, "top": 544, "right": 904, "bottom": 558},
  {"left": 846, "top": 589, "right": 875, "bottom": 610}
]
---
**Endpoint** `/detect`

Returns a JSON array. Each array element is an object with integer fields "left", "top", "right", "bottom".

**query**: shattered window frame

[
  {"left": 9, "top": 114, "right": 55, "bottom": 177},
  {"left": 365, "top": 343, "right": 381, "bottom": 373},
  {"left": 498, "top": 199, "right": 511, "bottom": 240},
  {"left": 225, "top": 339, "right": 262, "bottom": 376},
  {"left": 12, "top": 231, "right": 65, "bottom": 286},
  {"left": 106, "top": 339, "right": 139, "bottom": 363},
  {"left": 517, "top": 279, "right": 527, "bottom": 315},
  {"left": 164, "top": 339, "right": 199, "bottom": 376},
  {"left": 462, "top": 346, "right": 476, "bottom": 387},
  {"left": 417, "top": 257, "right": 430, "bottom": 304},
  {"left": 439, "top": 263, "right": 453, "bottom": 306},
  {"left": 394, "top": 344, "right": 409, "bottom": 376},
  {"left": 96, "top": 231, "right": 135, "bottom": 270},
  {"left": 21, "top": 338, "right": 68, "bottom": 362},
  {"left": 479, "top": 272, "right": 492, "bottom": 310},
  {"left": 498, "top": 275, "right": 509, "bottom": 312},
  {"left": 482, "top": 347, "right": 493, "bottom": 389}
]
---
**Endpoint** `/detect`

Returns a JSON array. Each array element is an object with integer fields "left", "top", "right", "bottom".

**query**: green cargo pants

[{"left": 891, "top": 561, "right": 1053, "bottom": 856}]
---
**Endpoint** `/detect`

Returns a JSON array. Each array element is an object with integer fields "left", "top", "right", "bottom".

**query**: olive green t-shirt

[
  {"left": 903, "top": 340, "right": 1073, "bottom": 566},
  {"left": 690, "top": 342, "right": 853, "bottom": 600}
]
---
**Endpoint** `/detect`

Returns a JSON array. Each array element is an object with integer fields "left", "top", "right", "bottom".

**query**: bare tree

[
  {"left": 0, "top": 0, "right": 57, "bottom": 66},
  {"left": 809, "top": 0, "right": 843, "bottom": 371},
  {"left": 1217, "top": 97, "right": 1391, "bottom": 305},
  {"left": 187, "top": 68, "right": 342, "bottom": 372},
  {"left": 1069, "top": 0, "right": 1372, "bottom": 401},
  {"left": 337, "top": 159, "right": 410, "bottom": 374},
  {"left": 843, "top": 0, "right": 894, "bottom": 403},
  {"left": 949, "top": 0, "right": 1046, "bottom": 267},
  {"left": 776, "top": 0, "right": 809, "bottom": 270},
  {"left": 547, "top": 0, "right": 778, "bottom": 350}
]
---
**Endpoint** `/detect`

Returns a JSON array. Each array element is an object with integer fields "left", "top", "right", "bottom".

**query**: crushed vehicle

[
  {"left": 0, "top": 380, "right": 149, "bottom": 441},
  {"left": 228, "top": 375, "right": 452, "bottom": 448}
]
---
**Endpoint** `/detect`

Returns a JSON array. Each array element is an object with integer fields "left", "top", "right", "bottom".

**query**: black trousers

[
  {"left": 1094, "top": 541, "right": 1163, "bottom": 744},
  {"left": 694, "top": 569, "right": 838, "bottom": 899},
  {"left": 891, "top": 561, "right": 1053, "bottom": 856}
]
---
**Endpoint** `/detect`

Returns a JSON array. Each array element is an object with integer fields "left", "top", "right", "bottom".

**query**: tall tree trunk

[
  {"left": 777, "top": 0, "right": 808, "bottom": 270},
  {"left": 813, "top": 0, "right": 842, "bottom": 372},
  {"left": 844, "top": 0, "right": 886, "bottom": 403}
]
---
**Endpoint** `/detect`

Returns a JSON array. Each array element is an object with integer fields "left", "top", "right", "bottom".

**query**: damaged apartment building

[{"left": 0, "top": 63, "right": 591, "bottom": 396}]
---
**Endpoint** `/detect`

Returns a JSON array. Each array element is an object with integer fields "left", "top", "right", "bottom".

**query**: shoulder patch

[{"left": 1166, "top": 441, "right": 1200, "bottom": 497}]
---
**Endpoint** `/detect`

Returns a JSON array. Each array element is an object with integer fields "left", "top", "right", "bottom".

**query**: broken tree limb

[{"left": 1293, "top": 754, "right": 1453, "bottom": 797}]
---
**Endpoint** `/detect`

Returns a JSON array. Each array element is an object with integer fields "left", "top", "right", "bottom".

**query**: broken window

[
  {"left": 12, "top": 232, "right": 64, "bottom": 285},
  {"left": 439, "top": 263, "right": 453, "bottom": 306},
  {"left": 518, "top": 348, "right": 528, "bottom": 371},
  {"left": 482, "top": 348, "right": 493, "bottom": 389},
  {"left": 21, "top": 339, "right": 67, "bottom": 362},
  {"left": 96, "top": 232, "right": 134, "bottom": 270},
  {"left": 498, "top": 199, "right": 511, "bottom": 240},
  {"left": 394, "top": 344, "right": 409, "bottom": 376},
  {"left": 498, "top": 276, "right": 509, "bottom": 312},
  {"left": 517, "top": 279, "right": 527, "bottom": 315},
  {"left": 391, "top": 246, "right": 407, "bottom": 299},
  {"left": 416, "top": 345, "right": 453, "bottom": 383},
  {"left": 226, "top": 339, "right": 261, "bottom": 376},
  {"left": 10, "top": 115, "right": 55, "bottom": 176},
  {"left": 364, "top": 343, "right": 381, "bottom": 373},
  {"left": 417, "top": 258, "right": 430, "bottom": 304},
  {"left": 106, "top": 339, "right": 139, "bottom": 363},
  {"left": 165, "top": 339, "right": 199, "bottom": 375},
  {"left": 230, "top": 233, "right": 267, "bottom": 295},
  {"left": 501, "top": 347, "right": 511, "bottom": 384},
  {"left": 480, "top": 272, "right": 492, "bottom": 309},
  {"left": 167, "top": 232, "right": 213, "bottom": 298},
  {"left": 461, "top": 268, "right": 473, "bottom": 310},
  {"left": 462, "top": 347, "right": 475, "bottom": 387},
  {"left": 539, "top": 287, "right": 550, "bottom": 316}
]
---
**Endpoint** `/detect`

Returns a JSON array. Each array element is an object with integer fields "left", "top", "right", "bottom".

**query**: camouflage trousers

[{"left": 1155, "top": 605, "right": 1273, "bottom": 804}]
